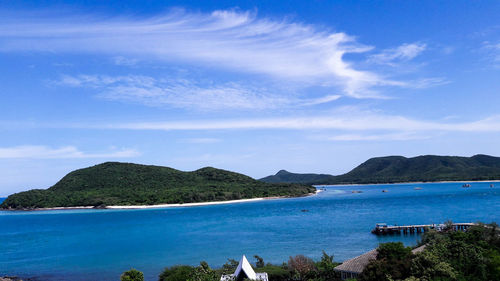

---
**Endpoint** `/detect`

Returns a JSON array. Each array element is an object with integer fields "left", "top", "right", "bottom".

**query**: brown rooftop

[
  {"left": 334, "top": 249, "right": 378, "bottom": 274},
  {"left": 334, "top": 245, "right": 427, "bottom": 275}
]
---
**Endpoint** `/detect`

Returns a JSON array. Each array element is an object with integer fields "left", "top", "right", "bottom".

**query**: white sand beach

[
  {"left": 106, "top": 197, "right": 268, "bottom": 209},
  {"left": 107, "top": 189, "right": 322, "bottom": 209},
  {"left": 15, "top": 189, "right": 322, "bottom": 211}
]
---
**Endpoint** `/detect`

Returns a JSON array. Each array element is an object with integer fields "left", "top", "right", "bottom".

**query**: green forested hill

[
  {"left": 333, "top": 154, "right": 500, "bottom": 184},
  {"left": 260, "top": 154, "right": 500, "bottom": 184},
  {"left": 1, "top": 162, "right": 315, "bottom": 209}
]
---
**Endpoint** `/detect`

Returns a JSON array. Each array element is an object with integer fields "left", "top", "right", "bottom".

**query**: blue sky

[{"left": 1, "top": 0, "right": 500, "bottom": 195}]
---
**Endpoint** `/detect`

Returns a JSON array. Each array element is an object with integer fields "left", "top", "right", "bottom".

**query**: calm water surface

[{"left": 1, "top": 182, "right": 499, "bottom": 280}]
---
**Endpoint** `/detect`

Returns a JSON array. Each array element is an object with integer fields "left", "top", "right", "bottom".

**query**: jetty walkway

[{"left": 371, "top": 222, "right": 476, "bottom": 235}]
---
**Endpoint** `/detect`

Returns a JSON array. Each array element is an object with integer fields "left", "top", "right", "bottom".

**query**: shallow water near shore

[{"left": 1, "top": 182, "right": 499, "bottom": 281}]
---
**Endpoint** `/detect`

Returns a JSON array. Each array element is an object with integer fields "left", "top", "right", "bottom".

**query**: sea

[{"left": 1, "top": 182, "right": 499, "bottom": 281}]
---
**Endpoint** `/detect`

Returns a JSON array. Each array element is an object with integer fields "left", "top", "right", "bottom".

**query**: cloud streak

[
  {"left": 57, "top": 74, "right": 341, "bottom": 110},
  {"left": 0, "top": 9, "right": 405, "bottom": 98},
  {"left": 183, "top": 138, "right": 222, "bottom": 144},
  {"left": 482, "top": 40, "right": 500, "bottom": 67},
  {"left": 74, "top": 114, "right": 500, "bottom": 133},
  {"left": 369, "top": 42, "right": 427, "bottom": 66},
  {"left": 0, "top": 145, "right": 140, "bottom": 159},
  {"left": 316, "top": 132, "right": 430, "bottom": 141}
]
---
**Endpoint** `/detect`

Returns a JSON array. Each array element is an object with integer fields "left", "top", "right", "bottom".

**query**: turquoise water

[{"left": 1, "top": 182, "right": 499, "bottom": 280}]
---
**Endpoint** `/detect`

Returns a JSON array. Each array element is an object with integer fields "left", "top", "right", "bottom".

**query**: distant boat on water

[
  {"left": 462, "top": 184, "right": 471, "bottom": 188},
  {"left": 414, "top": 187, "right": 423, "bottom": 190}
]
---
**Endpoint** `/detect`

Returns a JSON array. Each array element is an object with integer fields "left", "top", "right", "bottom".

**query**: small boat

[
  {"left": 462, "top": 184, "right": 471, "bottom": 188},
  {"left": 382, "top": 189, "right": 389, "bottom": 193},
  {"left": 414, "top": 187, "right": 423, "bottom": 190},
  {"left": 301, "top": 209, "right": 309, "bottom": 212},
  {"left": 352, "top": 190, "right": 363, "bottom": 193}
]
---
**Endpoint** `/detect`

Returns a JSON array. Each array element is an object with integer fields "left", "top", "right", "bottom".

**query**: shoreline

[
  {"left": 3, "top": 190, "right": 322, "bottom": 211},
  {"left": 5, "top": 178, "right": 498, "bottom": 211},
  {"left": 315, "top": 179, "right": 500, "bottom": 187}
]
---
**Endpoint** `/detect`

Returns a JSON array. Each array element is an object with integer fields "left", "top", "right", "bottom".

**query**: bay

[{"left": 0, "top": 182, "right": 499, "bottom": 280}]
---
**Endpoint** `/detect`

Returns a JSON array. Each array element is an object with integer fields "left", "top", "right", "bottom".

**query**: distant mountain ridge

[
  {"left": 260, "top": 154, "right": 500, "bottom": 184},
  {"left": 261, "top": 170, "right": 336, "bottom": 184},
  {"left": 1, "top": 162, "right": 315, "bottom": 210}
]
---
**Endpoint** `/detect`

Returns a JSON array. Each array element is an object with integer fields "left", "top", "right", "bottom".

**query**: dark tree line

[{"left": 1, "top": 162, "right": 315, "bottom": 209}]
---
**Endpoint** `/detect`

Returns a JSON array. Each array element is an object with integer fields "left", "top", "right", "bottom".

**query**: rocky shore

[{"left": 1, "top": 277, "right": 24, "bottom": 281}]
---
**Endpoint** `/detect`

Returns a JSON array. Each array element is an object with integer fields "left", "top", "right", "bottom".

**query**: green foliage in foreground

[
  {"left": 359, "top": 223, "right": 500, "bottom": 281},
  {"left": 120, "top": 268, "right": 144, "bottom": 281},
  {"left": 158, "top": 251, "right": 341, "bottom": 281},
  {"left": 260, "top": 154, "right": 500, "bottom": 184},
  {"left": 1, "top": 162, "right": 315, "bottom": 209}
]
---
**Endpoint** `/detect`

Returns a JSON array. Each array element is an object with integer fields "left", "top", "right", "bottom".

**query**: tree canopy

[{"left": 359, "top": 223, "right": 500, "bottom": 281}]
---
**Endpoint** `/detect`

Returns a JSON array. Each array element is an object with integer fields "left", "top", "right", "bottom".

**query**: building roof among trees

[
  {"left": 334, "top": 249, "right": 378, "bottom": 274},
  {"left": 220, "top": 255, "right": 269, "bottom": 281},
  {"left": 411, "top": 244, "right": 427, "bottom": 254},
  {"left": 334, "top": 245, "right": 428, "bottom": 274}
]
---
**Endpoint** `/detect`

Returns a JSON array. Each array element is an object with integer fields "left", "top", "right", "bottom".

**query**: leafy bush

[
  {"left": 254, "top": 255, "right": 265, "bottom": 268},
  {"left": 315, "top": 251, "right": 339, "bottom": 280},
  {"left": 358, "top": 242, "right": 413, "bottom": 281},
  {"left": 288, "top": 255, "right": 317, "bottom": 280},
  {"left": 120, "top": 268, "right": 144, "bottom": 281},
  {"left": 256, "top": 264, "right": 289, "bottom": 281},
  {"left": 158, "top": 265, "right": 194, "bottom": 281},
  {"left": 189, "top": 261, "right": 219, "bottom": 281}
]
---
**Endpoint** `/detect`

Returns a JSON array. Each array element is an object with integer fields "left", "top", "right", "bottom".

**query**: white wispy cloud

[
  {"left": 112, "top": 56, "right": 139, "bottom": 66},
  {"left": 183, "top": 138, "right": 222, "bottom": 144},
  {"left": 0, "top": 9, "right": 404, "bottom": 98},
  {"left": 482, "top": 41, "right": 500, "bottom": 67},
  {"left": 0, "top": 145, "right": 140, "bottom": 159},
  {"left": 316, "top": 132, "right": 430, "bottom": 141},
  {"left": 56, "top": 74, "right": 342, "bottom": 110},
  {"left": 301, "top": 94, "right": 342, "bottom": 106},
  {"left": 369, "top": 42, "right": 427, "bottom": 66},
  {"left": 82, "top": 113, "right": 500, "bottom": 133},
  {"left": 403, "top": 77, "right": 450, "bottom": 89}
]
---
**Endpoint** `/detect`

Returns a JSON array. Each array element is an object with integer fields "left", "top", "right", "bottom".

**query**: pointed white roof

[
  {"left": 234, "top": 255, "right": 257, "bottom": 280},
  {"left": 220, "top": 255, "right": 269, "bottom": 281}
]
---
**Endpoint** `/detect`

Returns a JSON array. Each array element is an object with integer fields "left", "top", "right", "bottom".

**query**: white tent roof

[
  {"left": 220, "top": 255, "right": 269, "bottom": 281},
  {"left": 234, "top": 255, "right": 257, "bottom": 280}
]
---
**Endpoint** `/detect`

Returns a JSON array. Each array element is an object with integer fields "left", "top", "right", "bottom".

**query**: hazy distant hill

[
  {"left": 260, "top": 170, "right": 335, "bottom": 184},
  {"left": 260, "top": 154, "right": 500, "bottom": 184},
  {"left": 1, "top": 162, "right": 315, "bottom": 209}
]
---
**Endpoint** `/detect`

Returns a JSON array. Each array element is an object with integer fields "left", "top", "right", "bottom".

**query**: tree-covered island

[
  {"left": 0, "top": 162, "right": 316, "bottom": 210},
  {"left": 261, "top": 154, "right": 500, "bottom": 184}
]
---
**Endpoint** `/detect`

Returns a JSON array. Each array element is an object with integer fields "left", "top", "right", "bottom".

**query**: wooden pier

[{"left": 371, "top": 222, "right": 476, "bottom": 235}]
